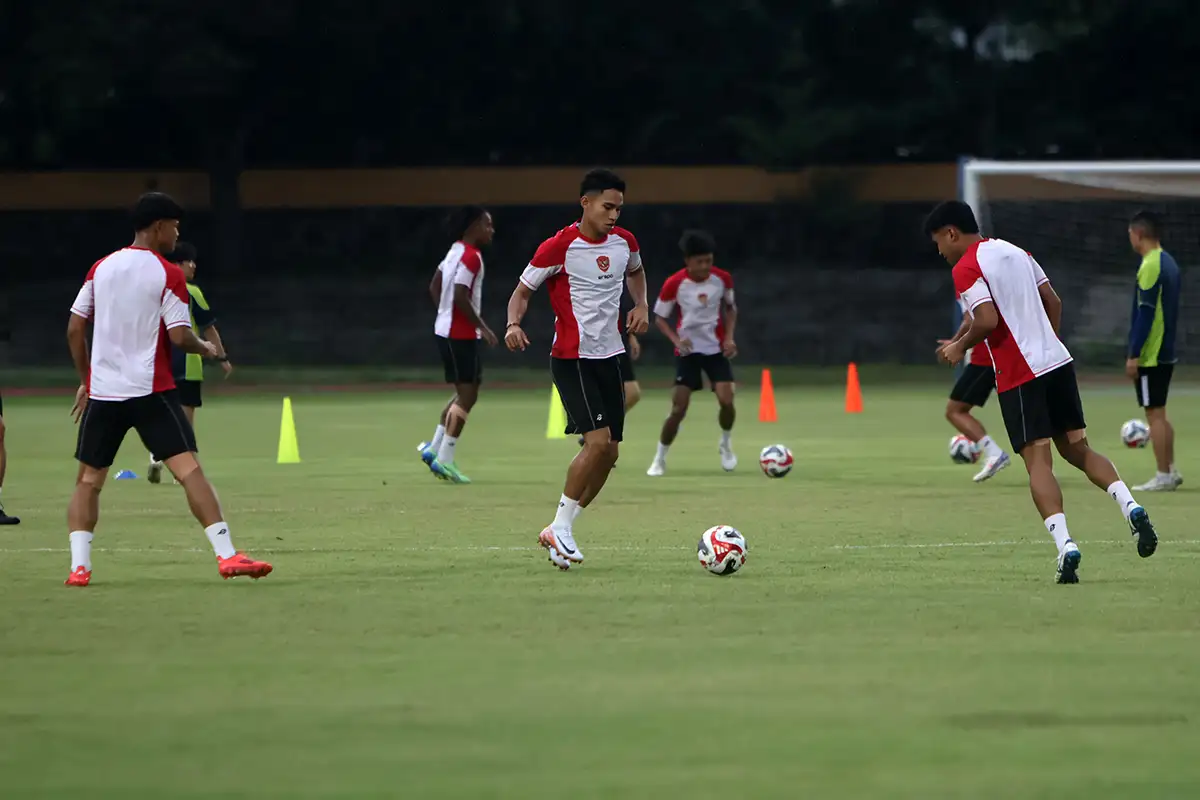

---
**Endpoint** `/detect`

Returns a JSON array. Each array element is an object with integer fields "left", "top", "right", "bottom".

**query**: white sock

[
  {"left": 1170, "top": 462, "right": 1178, "bottom": 475},
  {"left": 720, "top": 429, "right": 732, "bottom": 448},
  {"left": 978, "top": 435, "right": 1003, "bottom": 459},
  {"left": 429, "top": 424, "right": 446, "bottom": 451},
  {"left": 1044, "top": 513, "right": 1071, "bottom": 552},
  {"left": 1156, "top": 470, "right": 1171, "bottom": 481},
  {"left": 571, "top": 504, "right": 583, "bottom": 524},
  {"left": 205, "top": 521, "right": 237, "bottom": 559},
  {"left": 1107, "top": 481, "right": 1138, "bottom": 520},
  {"left": 69, "top": 531, "right": 93, "bottom": 571},
  {"left": 655, "top": 442, "right": 670, "bottom": 463},
  {"left": 554, "top": 494, "right": 579, "bottom": 529},
  {"left": 437, "top": 435, "right": 458, "bottom": 465}
]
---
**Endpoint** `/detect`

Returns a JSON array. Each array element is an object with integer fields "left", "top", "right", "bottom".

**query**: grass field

[{"left": 1, "top": 375, "right": 1198, "bottom": 798}]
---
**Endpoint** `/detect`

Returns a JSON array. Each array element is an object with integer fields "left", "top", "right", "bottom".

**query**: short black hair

[
  {"left": 923, "top": 200, "right": 980, "bottom": 236},
  {"left": 445, "top": 205, "right": 488, "bottom": 239},
  {"left": 131, "top": 192, "right": 184, "bottom": 232},
  {"left": 580, "top": 168, "right": 625, "bottom": 197},
  {"left": 166, "top": 241, "right": 197, "bottom": 264},
  {"left": 1130, "top": 210, "right": 1163, "bottom": 239},
  {"left": 679, "top": 229, "right": 716, "bottom": 258}
]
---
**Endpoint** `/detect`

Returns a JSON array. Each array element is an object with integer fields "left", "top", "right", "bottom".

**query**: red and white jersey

[
  {"left": 519, "top": 223, "right": 643, "bottom": 359},
  {"left": 953, "top": 238, "right": 1071, "bottom": 392},
  {"left": 653, "top": 267, "right": 735, "bottom": 356},
  {"left": 956, "top": 297, "right": 995, "bottom": 368},
  {"left": 433, "top": 241, "right": 484, "bottom": 340},
  {"left": 70, "top": 247, "right": 192, "bottom": 400}
]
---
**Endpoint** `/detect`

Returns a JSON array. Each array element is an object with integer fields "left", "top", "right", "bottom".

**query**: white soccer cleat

[
  {"left": 538, "top": 525, "right": 584, "bottom": 564},
  {"left": 719, "top": 442, "right": 738, "bottom": 472},
  {"left": 546, "top": 547, "right": 572, "bottom": 571},
  {"left": 1133, "top": 474, "right": 1178, "bottom": 492},
  {"left": 972, "top": 452, "right": 1011, "bottom": 483},
  {"left": 147, "top": 460, "right": 164, "bottom": 485},
  {"left": 1056, "top": 540, "right": 1082, "bottom": 584},
  {"left": 647, "top": 460, "right": 666, "bottom": 477}
]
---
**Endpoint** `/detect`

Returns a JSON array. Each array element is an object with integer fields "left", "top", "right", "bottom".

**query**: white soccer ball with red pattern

[
  {"left": 1121, "top": 419, "right": 1150, "bottom": 449},
  {"left": 697, "top": 525, "right": 747, "bottom": 576},
  {"left": 759, "top": 444, "right": 794, "bottom": 478},
  {"left": 949, "top": 434, "right": 980, "bottom": 464}
]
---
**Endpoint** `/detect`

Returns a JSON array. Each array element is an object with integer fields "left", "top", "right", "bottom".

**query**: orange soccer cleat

[
  {"left": 64, "top": 566, "right": 92, "bottom": 587},
  {"left": 217, "top": 552, "right": 273, "bottom": 580}
]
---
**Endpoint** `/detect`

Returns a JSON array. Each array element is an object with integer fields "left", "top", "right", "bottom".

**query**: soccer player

[
  {"left": 943, "top": 298, "right": 1010, "bottom": 482},
  {"left": 926, "top": 201, "right": 1157, "bottom": 584},
  {"left": 646, "top": 230, "right": 738, "bottom": 476},
  {"left": 504, "top": 168, "right": 649, "bottom": 570},
  {"left": 0, "top": 390, "right": 18, "bottom": 525},
  {"left": 64, "top": 192, "right": 272, "bottom": 587},
  {"left": 1124, "top": 210, "right": 1182, "bottom": 491},
  {"left": 417, "top": 205, "right": 497, "bottom": 484},
  {"left": 148, "top": 241, "right": 232, "bottom": 484}
]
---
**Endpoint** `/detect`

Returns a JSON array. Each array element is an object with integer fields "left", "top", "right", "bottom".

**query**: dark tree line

[{"left": 1, "top": 0, "right": 1196, "bottom": 172}]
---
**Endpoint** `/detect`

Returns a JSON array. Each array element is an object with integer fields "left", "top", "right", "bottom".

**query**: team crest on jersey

[
  {"left": 697, "top": 293, "right": 709, "bottom": 306},
  {"left": 596, "top": 255, "right": 610, "bottom": 272}
]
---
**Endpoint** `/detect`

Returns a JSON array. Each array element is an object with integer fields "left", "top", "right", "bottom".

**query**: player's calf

[
  {"left": 716, "top": 384, "right": 737, "bottom": 472},
  {"left": 649, "top": 390, "right": 691, "bottom": 475}
]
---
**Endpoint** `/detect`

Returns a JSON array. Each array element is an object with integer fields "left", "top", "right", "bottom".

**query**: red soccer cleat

[
  {"left": 64, "top": 566, "right": 92, "bottom": 587},
  {"left": 217, "top": 552, "right": 273, "bottom": 580}
]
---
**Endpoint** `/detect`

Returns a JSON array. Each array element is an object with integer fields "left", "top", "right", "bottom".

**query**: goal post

[{"left": 956, "top": 158, "right": 1200, "bottom": 366}]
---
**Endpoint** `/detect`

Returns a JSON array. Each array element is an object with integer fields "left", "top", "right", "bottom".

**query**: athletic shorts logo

[{"left": 596, "top": 255, "right": 610, "bottom": 272}]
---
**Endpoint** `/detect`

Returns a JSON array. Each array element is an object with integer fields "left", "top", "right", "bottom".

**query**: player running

[
  {"left": 0, "top": 387, "right": 18, "bottom": 524},
  {"left": 943, "top": 298, "right": 1010, "bottom": 482},
  {"left": 647, "top": 230, "right": 739, "bottom": 475},
  {"left": 504, "top": 169, "right": 649, "bottom": 571},
  {"left": 64, "top": 192, "right": 272, "bottom": 587},
  {"left": 148, "top": 242, "right": 232, "bottom": 484},
  {"left": 1124, "top": 210, "right": 1182, "bottom": 491},
  {"left": 417, "top": 206, "right": 497, "bottom": 484},
  {"left": 927, "top": 201, "right": 1157, "bottom": 584}
]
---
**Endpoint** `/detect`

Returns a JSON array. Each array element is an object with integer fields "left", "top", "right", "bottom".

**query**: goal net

[{"left": 960, "top": 160, "right": 1200, "bottom": 366}]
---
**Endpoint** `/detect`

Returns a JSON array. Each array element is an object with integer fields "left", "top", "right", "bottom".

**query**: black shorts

[
  {"left": 998, "top": 363, "right": 1086, "bottom": 454},
  {"left": 949, "top": 364, "right": 995, "bottom": 407},
  {"left": 675, "top": 353, "right": 735, "bottom": 391},
  {"left": 1134, "top": 364, "right": 1174, "bottom": 409},
  {"left": 617, "top": 346, "right": 636, "bottom": 382},
  {"left": 75, "top": 390, "right": 198, "bottom": 470},
  {"left": 437, "top": 336, "right": 482, "bottom": 385},
  {"left": 177, "top": 379, "right": 203, "bottom": 408},
  {"left": 551, "top": 356, "right": 626, "bottom": 442}
]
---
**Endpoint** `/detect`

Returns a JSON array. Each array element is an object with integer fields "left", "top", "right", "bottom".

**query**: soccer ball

[
  {"left": 697, "top": 525, "right": 747, "bottom": 576},
  {"left": 759, "top": 444, "right": 794, "bottom": 478},
  {"left": 1121, "top": 419, "right": 1150, "bottom": 449},
  {"left": 949, "top": 434, "right": 979, "bottom": 464}
]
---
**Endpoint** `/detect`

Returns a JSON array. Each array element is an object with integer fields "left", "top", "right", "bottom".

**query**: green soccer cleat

[{"left": 431, "top": 460, "right": 472, "bottom": 484}]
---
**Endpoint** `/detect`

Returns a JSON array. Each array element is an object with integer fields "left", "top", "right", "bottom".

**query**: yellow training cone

[
  {"left": 277, "top": 396, "right": 301, "bottom": 463},
  {"left": 546, "top": 385, "right": 568, "bottom": 440}
]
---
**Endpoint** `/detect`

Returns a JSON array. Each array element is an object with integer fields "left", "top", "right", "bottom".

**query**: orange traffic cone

[
  {"left": 758, "top": 368, "right": 777, "bottom": 423},
  {"left": 845, "top": 363, "right": 863, "bottom": 414}
]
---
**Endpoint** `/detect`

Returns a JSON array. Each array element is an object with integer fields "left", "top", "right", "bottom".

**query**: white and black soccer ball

[
  {"left": 1121, "top": 419, "right": 1150, "bottom": 449},
  {"left": 948, "top": 434, "right": 980, "bottom": 464},
  {"left": 759, "top": 444, "right": 794, "bottom": 478},
  {"left": 697, "top": 525, "right": 747, "bottom": 576}
]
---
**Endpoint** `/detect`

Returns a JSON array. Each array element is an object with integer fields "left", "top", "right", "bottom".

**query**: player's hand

[
  {"left": 480, "top": 325, "right": 499, "bottom": 347},
  {"left": 505, "top": 324, "right": 529, "bottom": 351},
  {"left": 937, "top": 340, "right": 964, "bottom": 366},
  {"left": 627, "top": 334, "right": 641, "bottom": 361},
  {"left": 70, "top": 384, "right": 87, "bottom": 423},
  {"left": 722, "top": 338, "right": 738, "bottom": 359},
  {"left": 201, "top": 341, "right": 219, "bottom": 359},
  {"left": 676, "top": 338, "right": 694, "bottom": 356},
  {"left": 626, "top": 303, "right": 649, "bottom": 335},
  {"left": 220, "top": 359, "right": 234, "bottom": 378},
  {"left": 1125, "top": 357, "right": 1140, "bottom": 380}
]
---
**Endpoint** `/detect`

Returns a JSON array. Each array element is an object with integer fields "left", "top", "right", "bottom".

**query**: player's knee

[
  {"left": 446, "top": 403, "right": 470, "bottom": 426},
  {"left": 76, "top": 469, "right": 105, "bottom": 493},
  {"left": 0, "top": 415, "right": 6, "bottom": 440},
  {"left": 166, "top": 452, "right": 202, "bottom": 482},
  {"left": 455, "top": 387, "right": 479, "bottom": 410}
]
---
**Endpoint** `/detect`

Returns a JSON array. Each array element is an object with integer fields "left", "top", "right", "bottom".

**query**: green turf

[{"left": 1, "top": 381, "right": 1198, "bottom": 799}]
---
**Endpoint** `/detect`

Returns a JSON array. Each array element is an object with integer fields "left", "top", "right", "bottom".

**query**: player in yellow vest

[{"left": 148, "top": 242, "right": 233, "bottom": 484}]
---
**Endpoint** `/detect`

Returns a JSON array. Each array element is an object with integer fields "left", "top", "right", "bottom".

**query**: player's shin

[{"left": 1021, "top": 442, "right": 1065, "bottom": 520}]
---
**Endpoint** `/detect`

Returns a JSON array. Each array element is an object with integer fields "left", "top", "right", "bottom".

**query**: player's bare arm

[
  {"left": 453, "top": 284, "right": 497, "bottom": 346},
  {"left": 627, "top": 333, "right": 641, "bottom": 361},
  {"left": 624, "top": 267, "right": 650, "bottom": 335},
  {"left": 940, "top": 313, "right": 971, "bottom": 348},
  {"left": 67, "top": 313, "right": 91, "bottom": 421},
  {"left": 1038, "top": 281, "right": 1062, "bottom": 335},
  {"left": 169, "top": 325, "right": 219, "bottom": 358},
  {"left": 722, "top": 299, "right": 739, "bottom": 358},
  {"left": 204, "top": 324, "right": 233, "bottom": 377},
  {"left": 505, "top": 282, "right": 533, "bottom": 351},
  {"left": 654, "top": 314, "right": 692, "bottom": 354},
  {"left": 939, "top": 301, "right": 998, "bottom": 365}
]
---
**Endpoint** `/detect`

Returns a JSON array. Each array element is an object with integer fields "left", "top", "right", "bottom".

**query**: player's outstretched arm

[{"left": 505, "top": 283, "right": 533, "bottom": 351}]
